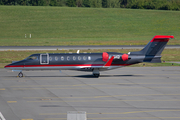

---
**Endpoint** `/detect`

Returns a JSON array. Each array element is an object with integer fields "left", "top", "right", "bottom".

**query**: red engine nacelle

[
  {"left": 102, "top": 52, "right": 109, "bottom": 62},
  {"left": 121, "top": 54, "right": 129, "bottom": 61}
]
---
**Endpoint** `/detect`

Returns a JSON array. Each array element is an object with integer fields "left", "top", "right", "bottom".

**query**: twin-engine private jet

[{"left": 5, "top": 35, "right": 174, "bottom": 78}]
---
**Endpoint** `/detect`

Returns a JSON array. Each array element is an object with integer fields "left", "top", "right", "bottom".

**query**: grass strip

[{"left": 0, "top": 6, "right": 179, "bottom": 46}]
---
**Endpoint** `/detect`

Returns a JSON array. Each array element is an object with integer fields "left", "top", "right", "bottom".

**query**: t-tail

[{"left": 129, "top": 35, "right": 174, "bottom": 63}]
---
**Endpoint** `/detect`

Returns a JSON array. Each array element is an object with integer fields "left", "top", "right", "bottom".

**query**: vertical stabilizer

[
  {"left": 129, "top": 35, "right": 174, "bottom": 63},
  {"left": 141, "top": 35, "right": 174, "bottom": 56},
  {"left": 130, "top": 35, "right": 174, "bottom": 56}
]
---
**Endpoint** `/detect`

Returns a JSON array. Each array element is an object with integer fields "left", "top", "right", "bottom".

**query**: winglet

[{"left": 103, "top": 56, "right": 114, "bottom": 67}]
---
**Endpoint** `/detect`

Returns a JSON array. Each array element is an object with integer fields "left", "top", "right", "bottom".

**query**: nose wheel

[{"left": 18, "top": 72, "right": 23, "bottom": 78}]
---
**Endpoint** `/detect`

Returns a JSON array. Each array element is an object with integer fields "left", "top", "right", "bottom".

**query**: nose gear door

[{"left": 40, "top": 54, "right": 49, "bottom": 64}]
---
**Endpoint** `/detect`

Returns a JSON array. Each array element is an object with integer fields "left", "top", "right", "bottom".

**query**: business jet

[{"left": 4, "top": 35, "right": 174, "bottom": 77}]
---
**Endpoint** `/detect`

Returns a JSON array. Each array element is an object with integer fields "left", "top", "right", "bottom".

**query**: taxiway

[
  {"left": 0, "top": 45, "right": 180, "bottom": 51},
  {"left": 0, "top": 67, "right": 180, "bottom": 120}
]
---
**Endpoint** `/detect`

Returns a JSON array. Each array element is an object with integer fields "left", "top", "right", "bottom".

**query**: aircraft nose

[
  {"left": 4, "top": 63, "right": 14, "bottom": 69},
  {"left": 4, "top": 64, "right": 10, "bottom": 69}
]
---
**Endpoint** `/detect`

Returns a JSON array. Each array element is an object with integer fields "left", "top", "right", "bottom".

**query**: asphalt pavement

[{"left": 0, "top": 67, "right": 180, "bottom": 120}]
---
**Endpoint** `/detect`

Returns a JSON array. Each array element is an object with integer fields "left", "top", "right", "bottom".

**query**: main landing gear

[
  {"left": 93, "top": 69, "right": 100, "bottom": 78},
  {"left": 93, "top": 73, "right": 100, "bottom": 77},
  {"left": 18, "top": 72, "right": 23, "bottom": 78}
]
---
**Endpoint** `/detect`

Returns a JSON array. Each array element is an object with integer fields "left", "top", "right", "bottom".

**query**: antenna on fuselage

[{"left": 77, "top": 50, "right": 80, "bottom": 54}]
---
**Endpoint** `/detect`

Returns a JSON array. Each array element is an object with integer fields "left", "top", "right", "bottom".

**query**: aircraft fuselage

[{"left": 5, "top": 52, "right": 134, "bottom": 71}]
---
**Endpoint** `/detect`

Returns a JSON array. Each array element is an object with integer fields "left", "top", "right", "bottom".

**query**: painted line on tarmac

[
  {"left": 27, "top": 99, "right": 180, "bottom": 103},
  {"left": 24, "top": 94, "right": 180, "bottom": 99},
  {"left": 7, "top": 101, "right": 17, "bottom": 103},
  {"left": 40, "top": 109, "right": 180, "bottom": 115},
  {"left": 43, "top": 117, "right": 180, "bottom": 120},
  {"left": 4, "top": 76, "right": 180, "bottom": 81},
  {"left": 12, "top": 86, "right": 180, "bottom": 90},
  {"left": 87, "top": 117, "right": 180, "bottom": 119},
  {"left": 88, "top": 110, "right": 180, "bottom": 115},
  {"left": 0, "top": 112, "right": 6, "bottom": 120},
  {"left": 11, "top": 82, "right": 180, "bottom": 88},
  {"left": 44, "top": 118, "right": 66, "bottom": 120},
  {"left": 22, "top": 119, "right": 33, "bottom": 120}
]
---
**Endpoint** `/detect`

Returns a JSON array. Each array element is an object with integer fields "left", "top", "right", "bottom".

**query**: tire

[
  {"left": 93, "top": 74, "right": 100, "bottom": 78},
  {"left": 18, "top": 72, "right": 23, "bottom": 78}
]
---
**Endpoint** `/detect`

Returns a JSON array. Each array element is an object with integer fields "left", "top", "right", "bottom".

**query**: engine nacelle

[
  {"left": 121, "top": 54, "right": 129, "bottom": 61},
  {"left": 102, "top": 52, "right": 109, "bottom": 62}
]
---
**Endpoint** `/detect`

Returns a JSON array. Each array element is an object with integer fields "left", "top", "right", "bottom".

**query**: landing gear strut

[{"left": 18, "top": 72, "right": 23, "bottom": 78}]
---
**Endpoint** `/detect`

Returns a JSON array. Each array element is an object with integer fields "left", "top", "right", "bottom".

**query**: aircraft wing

[{"left": 103, "top": 56, "right": 114, "bottom": 67}]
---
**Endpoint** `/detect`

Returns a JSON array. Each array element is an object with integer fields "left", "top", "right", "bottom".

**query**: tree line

[{"left": 1, "top": 0, "right": 180, "bottom": 11}]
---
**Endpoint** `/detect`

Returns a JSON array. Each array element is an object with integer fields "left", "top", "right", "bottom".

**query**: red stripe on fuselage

[
  {"left": 5, "top": 64, "right": 132, "bottom": 68},
  {"left": 5, "top": 64, "right": 104, "bottom": 68}
]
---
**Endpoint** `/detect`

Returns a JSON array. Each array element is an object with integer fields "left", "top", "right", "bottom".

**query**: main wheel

[
  {"left": 18, "top": 72, "right": 23, "bottom": 78},
  {"left": 93, "top": 73, "right": 100, "bottom": 78},
  {"left": 92, "top": 69, "right": 100, "bottom": 78}
]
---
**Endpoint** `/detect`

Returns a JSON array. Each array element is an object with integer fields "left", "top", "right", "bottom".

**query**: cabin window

[
  {"left": 88, "top": 56, "right": 91, "bottom": 60},
  {"left": 67, "top": 56, "right": 70, "bottom": 61},
  {"left": 78, "top": 56, "right": 81, "bottom": 60},
  {"left": 55, "top": 56, "right": 58, "bottom": 61},
  {"left": 61, "top": 56, "right": 64, "bottom": 61},
  {"left": 83, "top": 56, "right": 87, "bottom": 60},
  {"left": 73, "top": 56, "right": 76, "bottom": 60},
  {"left": 49, "top": 56, "right": 52, "bottom": 61}
]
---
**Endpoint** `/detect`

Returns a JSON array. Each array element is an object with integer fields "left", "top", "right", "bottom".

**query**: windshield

[{"left": 26, "top": 55, "right": 38, "bottom": 60}]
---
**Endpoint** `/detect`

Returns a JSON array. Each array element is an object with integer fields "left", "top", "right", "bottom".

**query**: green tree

[
  {"left": 50, "top": 0, "right": 57, "bottom": 6},
  {"left": 107, "top": 0, "right": 120, "bottom": 8},
  {"left": 102, "top": 0, "right": 107, "bottom": 8},
  {"left": 76, "top": 0, "right": 83, "bottom": 7},
  {"left": 90, "top": 0, "right": 102, "bottom": 8},
  {"left": 172, "top": 0, "right": 180, "bottom": 10},
  {"left": 83, "top": 0, "right": 90, "bottom": 7},
  {"left": 143, "top": 0, "right": 156, "bottom": 9},
  {"left": 56, "top": 0, "right": 67, "bottom": 6},
  {"left": 30, "top": 0, "right": 46, "bottom": 6},
  {"left": 120, "top": 0, "right": 128, "bottom": 8},
  {"left": 67, "top": 0, "right": 76, "bottom": 7}
]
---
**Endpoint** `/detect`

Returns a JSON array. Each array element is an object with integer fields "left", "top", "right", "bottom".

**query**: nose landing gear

[{"left": 18, "top": 72, "right": 23, "bottom": 78}]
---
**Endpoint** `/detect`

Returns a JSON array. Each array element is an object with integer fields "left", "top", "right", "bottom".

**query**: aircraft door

[{"left": 40, "top": 54, "right": 49, "bottom": 64}]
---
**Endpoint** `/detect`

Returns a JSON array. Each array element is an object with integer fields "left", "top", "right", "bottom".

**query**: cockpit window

[{"left": 26, "top": 56, "right": 38, "bottom": 60}]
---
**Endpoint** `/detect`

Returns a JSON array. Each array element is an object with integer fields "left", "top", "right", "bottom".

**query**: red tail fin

[
  {"left": 150, "top": 35, "right": 174, "bottom": 42},
  {"left": 130, "top": 35, "right": 174, "bottom": 56}
]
